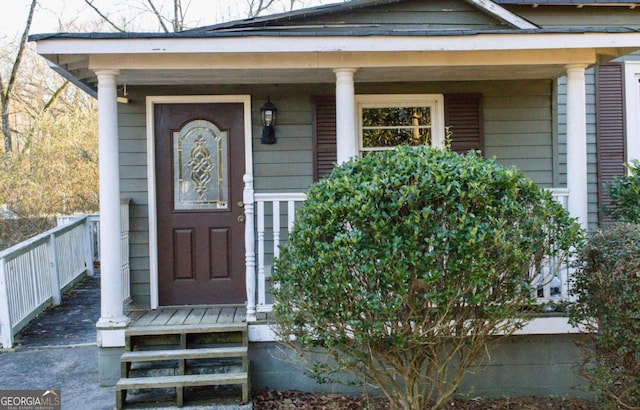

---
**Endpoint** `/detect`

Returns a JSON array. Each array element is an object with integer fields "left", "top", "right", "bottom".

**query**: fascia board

[{"left": 36, "top": 32, "right": 640, "bottom": 56}]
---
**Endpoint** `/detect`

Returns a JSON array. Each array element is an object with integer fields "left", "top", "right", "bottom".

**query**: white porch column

[
  {"left": 565, "top": 64, "right": 589, "bottom": 230},
  {"left": 95, "top": 69, "right": 129, "bottom": 347},
  {"left": 334, "top": 68, "right": 358, "bottom": 164}
]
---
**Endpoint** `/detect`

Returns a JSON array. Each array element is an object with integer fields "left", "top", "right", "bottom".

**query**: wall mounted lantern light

[{"left": 260, "top": 97, "right": 277, "bottom": 145}]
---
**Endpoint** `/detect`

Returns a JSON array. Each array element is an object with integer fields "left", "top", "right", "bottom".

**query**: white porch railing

[
  {"left": 537, "top": 188, "right": 572, "bottom": 304},
  {"left": 254, "top": 193, "right": 307, "bottom": 315},
  {"left": 120, "top": 198, "right": 131, "bottom": 303},
  {"left": 248, "top": 188, "right": 572, "bottom": 319},
  {"left": 57, "top": 198, "right": 131, "bottom": 303},
  {"left": 0, "top": 200, "right": 131, "bottom": 348},
  {"left": 0, "top": 217, "right": 93, "bottom": 348}
]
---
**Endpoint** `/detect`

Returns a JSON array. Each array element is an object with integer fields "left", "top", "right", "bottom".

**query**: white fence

[
  {"left": 0, "top": 200, "right": 130, "bottom": 348},
  {"left": 250, "top": 188, "right": 573, "bottom": 317}
]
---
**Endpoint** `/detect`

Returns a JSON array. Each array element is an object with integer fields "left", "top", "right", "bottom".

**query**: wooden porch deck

[{"left": 127, "top": 306, "right": 247, "bottom": 328}]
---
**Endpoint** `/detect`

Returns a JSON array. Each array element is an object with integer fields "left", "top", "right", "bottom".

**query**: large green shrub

[
  {"left": 273, "top": 146, "right": 583, "bottom": 410},
  {"left": 568, "top": 223, "right": 640, "bottom": 409},
  {"left": 605, "top": 160, "right": 640, "bottom": 223}
]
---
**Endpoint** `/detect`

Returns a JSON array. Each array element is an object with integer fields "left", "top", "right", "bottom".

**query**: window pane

[
  {"left": 173, "top": 120, "right": 228, "bottom": 210},
  {"left": 362, "top": 107, "right": 431, "bottom": 127},
  {"left": 363, "top": 128, "right": 431, "bottom": 148}
]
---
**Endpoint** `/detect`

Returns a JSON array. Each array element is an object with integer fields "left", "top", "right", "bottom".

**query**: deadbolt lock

[{"left": 237, "top": 201, "right": 244, "bottom": 208}]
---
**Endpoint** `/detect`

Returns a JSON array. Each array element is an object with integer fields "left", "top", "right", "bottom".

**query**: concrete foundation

[
  {"left": 249, "top": 334, "right": 592, "bottom": 398},
  {"left": 99, "top": 346, "right": 125, "bottom": 387}
]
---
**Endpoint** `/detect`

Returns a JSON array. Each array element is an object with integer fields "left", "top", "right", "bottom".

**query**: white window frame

[
  {"left": 356, "top": 94, "right": 445, "bottom": 154},
  {"left": 625, "top": 61, "right": 640, "bottom": 164}
]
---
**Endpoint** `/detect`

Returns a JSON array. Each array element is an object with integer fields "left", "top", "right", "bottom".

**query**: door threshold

[{"left": 155, "top": 303, "right": 246, "bottom": 310}]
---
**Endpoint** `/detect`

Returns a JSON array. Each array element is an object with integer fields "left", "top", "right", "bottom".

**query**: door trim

[{"left": 146, "top": 95, "right": 253, "bottom": 309}]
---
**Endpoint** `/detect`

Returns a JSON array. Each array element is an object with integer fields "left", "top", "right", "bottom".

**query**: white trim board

[
  {"left": 145, "top": 95, "right": 253, "bottom": 309},
  {"left": 247, "top": 317, "right": 584, "bottom": 342}
]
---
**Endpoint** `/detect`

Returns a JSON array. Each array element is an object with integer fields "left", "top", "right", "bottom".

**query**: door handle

[{"left": 237, "top": 215, "right": 246, "bottom": 223}]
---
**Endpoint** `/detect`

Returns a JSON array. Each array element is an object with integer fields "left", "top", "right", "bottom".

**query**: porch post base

[
  {"left": 96, "top": 317, "right": 130, "bottom": 348},
  {"left": 99, "top": 346, "right": 125, "bottom": 387}
]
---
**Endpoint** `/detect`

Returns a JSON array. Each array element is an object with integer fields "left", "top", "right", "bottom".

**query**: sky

[{"left": 0, "top": 0, "right": 333, "bottom": 42}]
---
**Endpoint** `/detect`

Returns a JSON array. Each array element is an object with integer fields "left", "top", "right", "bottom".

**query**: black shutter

[
  {"left": 312, "top": 95, "right": 337, "bottom": 181},
  {"left": 444, "top": 93, "right": 484, "bottom": 155},
  {"left": 312, "top": 94, "right": 484, "bottom": 180},
  {"left": 596, "top": 63, "right": 626, "bottom": 224}
]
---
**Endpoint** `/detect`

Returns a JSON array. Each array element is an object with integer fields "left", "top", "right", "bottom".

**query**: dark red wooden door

[{"left": 155, "top": 103, "right": 246, "bottom": 305}]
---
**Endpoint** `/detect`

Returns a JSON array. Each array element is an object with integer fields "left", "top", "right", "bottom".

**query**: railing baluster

[
  {"left": 287, "top": 201, "right": 296, "bottom": 233},
  {"left": 243, "top": 175, "right": 257, "bottom": 321},
  {"left": 84, "top": 218, "right": 95, "bottom": 277},
  {"left": 47, "top": 234, "right": 62, "bottom": 305},
  {"left": 29, "top": 251, "right": 40, "bottom": 312}
]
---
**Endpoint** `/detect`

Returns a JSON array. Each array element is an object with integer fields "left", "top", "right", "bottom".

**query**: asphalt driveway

[{"left": 0, "top": 274, "right": 114, "bottom": 409}]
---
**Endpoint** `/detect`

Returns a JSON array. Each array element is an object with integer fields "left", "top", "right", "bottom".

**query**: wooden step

[
  {"left": 126, "top": 323, "right": 246, "bottom": 337},
  {"left": 116, "top": 372, "right": 248, "bottom": 390},
  {"left": 121, "top": 346, "right": 247, "bottom": 363},
  {"left": 116, "top": 372, "right": 249, "bottom": 408}
]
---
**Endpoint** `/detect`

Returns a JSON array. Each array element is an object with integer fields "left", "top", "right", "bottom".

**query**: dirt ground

[{"left": 253, "top": 390, "right": 600, "bottom": 409}]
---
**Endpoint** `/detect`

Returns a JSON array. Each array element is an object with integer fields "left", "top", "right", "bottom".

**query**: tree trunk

[
  {"left": 1, "top": 0, "right": 38, "bottom": 153},
  {"left": 2, "top": 102, "right": 11, "bottom": 153}
]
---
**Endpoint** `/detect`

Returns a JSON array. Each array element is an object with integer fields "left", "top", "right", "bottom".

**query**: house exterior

[{"left": 31, "top": 0, "right": 640, "bottom": 402}]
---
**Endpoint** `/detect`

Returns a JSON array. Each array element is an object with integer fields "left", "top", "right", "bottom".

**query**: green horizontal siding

[
  {"left": 285, "top": 0, "right": 504, "bottom": 32},
  {"left": 505, "top": 5, "right": 640, "bottom": 29},
  {"left": 119, "top": 80, "right": 557, "bottom": 306},
  {"left": 118, "top": 94, "right": 151, "bottom": 306}
]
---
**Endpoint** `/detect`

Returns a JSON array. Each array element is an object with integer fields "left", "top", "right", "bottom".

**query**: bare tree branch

[
  {"left": 2, "top": 0, "right": 37, "bottom": 154},
  {"left": 83, "top": 0, "right": 126, "bottom": 33},
  {"left": 42, "top": 81, "right": 71, "bottom": 112},
  {"left": 146, "top": 0, "right": 170, "bottom": 33},
  {"left": 247, "top": 0, "right": 278, "bottom": 18},
  {"left": 174, "top": 0, "right": 185, "bottom": 32}
]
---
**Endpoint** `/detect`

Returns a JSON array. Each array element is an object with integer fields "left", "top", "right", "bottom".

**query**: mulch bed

[{"left": 253, "top": 390, "right": 600, "bottom": 409}]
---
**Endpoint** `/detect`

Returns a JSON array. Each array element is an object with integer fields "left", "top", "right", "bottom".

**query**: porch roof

[
  {"left": 30, "top": 28, "right": 640, "bottom": 98},
  {"left": 28, "top": 0, "right": 640, "bottom": 97}
]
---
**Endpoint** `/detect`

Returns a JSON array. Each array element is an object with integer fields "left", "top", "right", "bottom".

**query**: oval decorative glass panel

[{"left": 173, "top": 120, "right": 228, "bottom": 210}]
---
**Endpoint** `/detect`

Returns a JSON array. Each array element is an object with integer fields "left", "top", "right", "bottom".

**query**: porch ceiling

[{"left": 46, "top": 50, "right": 611, "bottom": 94}]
